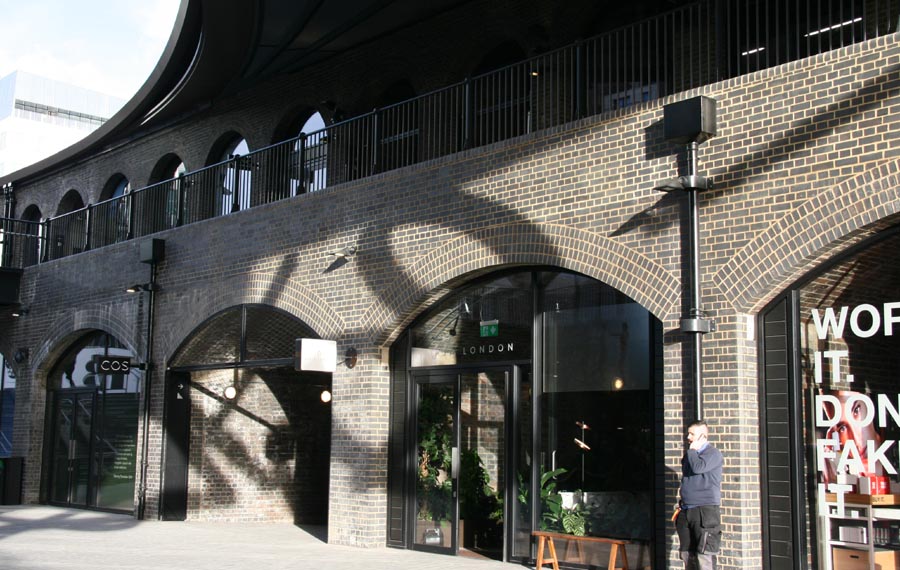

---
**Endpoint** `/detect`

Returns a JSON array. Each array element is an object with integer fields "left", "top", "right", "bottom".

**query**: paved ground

[{"left": 0, "top": 506, "right": 516, "bottom": 570}]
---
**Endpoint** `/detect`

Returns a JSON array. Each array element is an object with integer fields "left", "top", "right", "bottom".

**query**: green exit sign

[{"left": 480, "top": 320, "right": 499, "bottom": 337}]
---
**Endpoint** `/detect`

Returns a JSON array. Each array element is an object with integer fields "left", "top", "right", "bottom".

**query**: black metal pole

[
  {"left": 686, "top": 141, "right": 703, "bottom": 421},
  {"left": 137, "top": 261, "right": 157, "bottom": 519}
]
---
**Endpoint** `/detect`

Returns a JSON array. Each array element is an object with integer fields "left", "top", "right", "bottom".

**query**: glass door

[
  {"left": 48, "top": 390, "right": 96, "bottom": 506},
  {"left": 458, "top": 368, "right": 508, "bottom": 561},
  {"left": 411, "top": 367, "right": 511, "bottom": 560},
  {"left": 413, "top": 373, "right": 458, "bottom": 553}
]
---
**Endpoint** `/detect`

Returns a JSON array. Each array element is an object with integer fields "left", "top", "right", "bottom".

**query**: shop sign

[
  {"left": 812, "top": 302, "right": 900, "bottom": 508},
  {"left": 294, "top": 338, "right": 337, "bottom": 373},
  {"left": 89, "top": 355, "right": 131, "bottom": 373}
]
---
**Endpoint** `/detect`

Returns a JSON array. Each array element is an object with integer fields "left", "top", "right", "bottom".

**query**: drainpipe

[
  {"left": 135, "top": 239, "right": 164, "bottom": 520},
  {"left": 654, "top": 97, "right": 718, "bottom": 421},
  {"left": 3, "top": 183, "right": 15, "bottom": 218}
]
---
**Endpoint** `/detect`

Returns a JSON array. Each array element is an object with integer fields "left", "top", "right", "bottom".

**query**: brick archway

[
  {"left": 158, "top": 271, "right": 345, "bottom": 361},
  {"left": 716, "top": 160, "right": 900, "bottom": 314},
  {"left": 362, "top": 222, "right": 679, "bottom": 347}
]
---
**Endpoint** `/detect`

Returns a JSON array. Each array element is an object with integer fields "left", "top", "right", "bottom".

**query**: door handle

[
  {"left": 451, "top": 446, "right": 459, "bottom": 479},
  {"left": 552, "top": 449, "right": 557, "bottom": 472}
]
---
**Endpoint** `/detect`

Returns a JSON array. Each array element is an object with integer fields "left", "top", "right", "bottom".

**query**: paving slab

[{"left": 0, "top": 506, "right": 515, "bottom": 570}]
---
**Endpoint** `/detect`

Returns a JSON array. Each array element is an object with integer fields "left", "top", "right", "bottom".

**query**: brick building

[{"left": 1, "top": 1, "right": 899, "bottom": 569}]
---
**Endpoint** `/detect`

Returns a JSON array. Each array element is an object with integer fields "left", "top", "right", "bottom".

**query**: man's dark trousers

[{"left": 676, "top": 505, "right": 720, "bottom": 570}]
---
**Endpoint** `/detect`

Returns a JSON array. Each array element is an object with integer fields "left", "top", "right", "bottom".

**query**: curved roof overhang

[{"left": 1, "top": 0, "right": 472, "bottom": 187}]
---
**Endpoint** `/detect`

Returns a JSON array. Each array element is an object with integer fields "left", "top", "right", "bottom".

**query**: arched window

[
  {"left": 18, "top": 205, "right": 41, "bottom": 266},
  {"left": 49, "top": 190, "right": 88, "bottom": 259},
  {"left": 94, "top": 174, "right": 132, "bottom": 247},
  {"left": 291, "top": 112, "right": 327, "bottom": 194},
  {"left": 135, "top": 154, "right": 186, "bottom": 236},
  {"left": 214, "top": 135, "right": 251, "bottom": 214},
  {"left": 46, "top": 331, "right": 140, "bottom": 511},
  {"left": 388, "top": 269, "right": 659, "bottom": 560},
  {"left": 56, "top": 189, "right": 85, "bottom": 215},
  {"left": 101, "top": 174, "right": 131, "bottom": 201},
  {"left": 759, "top": 228, "right": 900, "bottom": 569},
  {"left": 20, "top": 205, "right": 41, "bottom": 222}
]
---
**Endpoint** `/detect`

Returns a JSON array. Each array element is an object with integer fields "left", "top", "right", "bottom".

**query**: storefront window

[
  {"left": 47, "top": 332, "right": 140, "bottom": 511},
  {"left": 0, "top": 355, "right": 15, "bottom": 457},
  {"left": 410, "top": 272, "right": 532, "bottom": 367},
  {"left": 539, "top": 272, "right": 653, "bottom": 566},
  {"left": 398, "top": 269, "right": 658, "bottom": 565},
  {"left": 798, "top": 231, "right": 900, "bottom": 567}
]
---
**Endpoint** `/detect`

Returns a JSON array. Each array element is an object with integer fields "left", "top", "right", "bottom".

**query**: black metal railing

[
  {"left": 7, "top": 0, "right": 897, "bottom": 268},
  {"left": 0, "top": 218, "right": 42, "bottom": 268}
]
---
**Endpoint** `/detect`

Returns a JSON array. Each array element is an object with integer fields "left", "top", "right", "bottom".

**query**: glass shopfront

[
  {"left": 45, "top": 332, "right": 141, "bottom": 512},
  {"left": 391, "top": 269, "right": 660, "bottom": 567},
  {"left": 760, "top": 229, "right": 900, "bottom": 570},
  {"left": 0, "top": 355, "right": 15, "bottom": 457},
  {"left": 800, "top": 231, "right": 900, "bottom": 570}
]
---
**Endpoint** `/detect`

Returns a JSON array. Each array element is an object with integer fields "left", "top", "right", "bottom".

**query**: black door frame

[
  {"left": 160, "top": 370, "right": 191, "bottom": 521},
  {"left": 47, "top": 388, "right": 98, "bottom": 508},
  {"left": 408, "top": 363, "right": 519, "bottom": 561}
]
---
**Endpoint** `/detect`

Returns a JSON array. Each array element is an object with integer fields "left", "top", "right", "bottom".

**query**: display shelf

[{"left": 821, "top": 494, "right": 900, "bottom": 570}]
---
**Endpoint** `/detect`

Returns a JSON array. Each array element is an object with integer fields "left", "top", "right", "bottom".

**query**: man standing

[{"left": 676, "top": 420, "right": 723, "bottom": 570}]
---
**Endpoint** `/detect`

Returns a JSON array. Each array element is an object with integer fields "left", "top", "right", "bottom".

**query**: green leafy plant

[
  {"left": 459, "top": 448, "right": 503, "bottom": 548},
  {"left": 561, "top": 505, "right": 586, "bottom": 536},
  {"left": 540, "top": 467, "right": 567, "bottom": 532},
  {"left": 416, "top": 390, "right": 454, "bottom": 523},
  {"left": 537, "top": 467, "right": 586, "bottom": 535}
]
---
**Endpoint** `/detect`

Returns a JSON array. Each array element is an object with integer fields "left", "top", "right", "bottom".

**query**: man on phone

[{"left": 675, "top": 420, "right": 723, "bottom": 570}]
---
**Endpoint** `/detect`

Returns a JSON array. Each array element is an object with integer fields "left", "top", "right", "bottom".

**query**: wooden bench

[{"left": 532, "top": 530, "right": 630, "bottom": 570}]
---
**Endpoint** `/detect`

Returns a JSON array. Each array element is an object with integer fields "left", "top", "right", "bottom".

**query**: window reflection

[
  {"left": 0, "top": 356, "right": 15, "bottom": 457},
  {"left": 540, "top": 273, "right": 653, "bottom": 565},
  {"left": 47, "top": 332, "right": 140, "bottom": 511},
  {"left": 798, "top": 231, "right": 900, "bottom": 565},
  {"left": 410, "top": 273, "right": 532, "bottom": 367},
  {"left": 402, "top": 269, "right": 656, "bottom": 565}
]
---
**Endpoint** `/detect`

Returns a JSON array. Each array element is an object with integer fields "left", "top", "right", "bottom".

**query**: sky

[{"left": 0, "top": 0, "right": 181, "bottom": 102}]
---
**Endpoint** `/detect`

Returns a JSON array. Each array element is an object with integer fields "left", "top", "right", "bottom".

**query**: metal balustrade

[
  {"left": 4, "top": 0, "right": 896, "bottom": 268},
  {"left": 0, "top": 218, "right": 42, "bottom": 268}
]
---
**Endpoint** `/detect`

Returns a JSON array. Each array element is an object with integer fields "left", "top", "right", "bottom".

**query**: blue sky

[{"left": 0, "top": 0, "right": 181, "bottom": 101}]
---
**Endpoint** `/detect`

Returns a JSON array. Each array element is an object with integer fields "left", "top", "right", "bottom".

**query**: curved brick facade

[{"left": 1, "top": 4, "right": 900, "bottom": 568}]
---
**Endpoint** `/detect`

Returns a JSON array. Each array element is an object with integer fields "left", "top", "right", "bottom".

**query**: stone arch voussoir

[
  {"left": 716, "top": 160, "right": 900, "bottom": 314},
  {"left": 363, "top": 222, "right": 679, "bottom": 347}
]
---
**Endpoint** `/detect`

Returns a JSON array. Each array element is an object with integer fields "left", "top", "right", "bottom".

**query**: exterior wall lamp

[
  {"left": 126, "top": 283, "right": 159, "bottom": 293},
  {"left": 654, "top": 95, "right": 717, "bottom": 421}
]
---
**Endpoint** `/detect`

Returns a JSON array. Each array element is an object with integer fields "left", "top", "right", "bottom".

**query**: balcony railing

[
  {"left": 0, "top": 218, "right": 42, "bottom": 269},
  {"left": 6, "top": 0, "right": 898, "bottom": 268}
]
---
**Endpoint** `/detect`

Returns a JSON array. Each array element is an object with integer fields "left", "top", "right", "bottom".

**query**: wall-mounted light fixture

[
  {"left": 223, "top": 386, "right": 237, "bottom": 400},
  {"left": 126, "top": 283, "right": 158, "bottom": 293},
  {"left": 342, "top": 347, "right": 358, "bottom": 369},
  {"left": 320, "top": 390, "right": 332, "bottom": 403},
  {"left": 13, "top": 348, "right": 28, "bottom": 364},
  {"left": 654, "top": 95, "right": 717, "bottom": 421},
  {"left": 327, "top": 245, "right": 357, "bottom": 259},
  {"left": 11, "top": 306, "right": 29, "bottom": 318}
]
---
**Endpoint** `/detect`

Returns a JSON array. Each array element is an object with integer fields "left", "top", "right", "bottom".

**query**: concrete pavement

[{"left": 0, "top": 506, "right": 516, "bottom": 570}]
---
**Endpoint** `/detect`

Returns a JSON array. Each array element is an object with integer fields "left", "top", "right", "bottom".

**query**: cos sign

[{"left": 88, "top": 355, "right": 132, "bottom": 373}]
